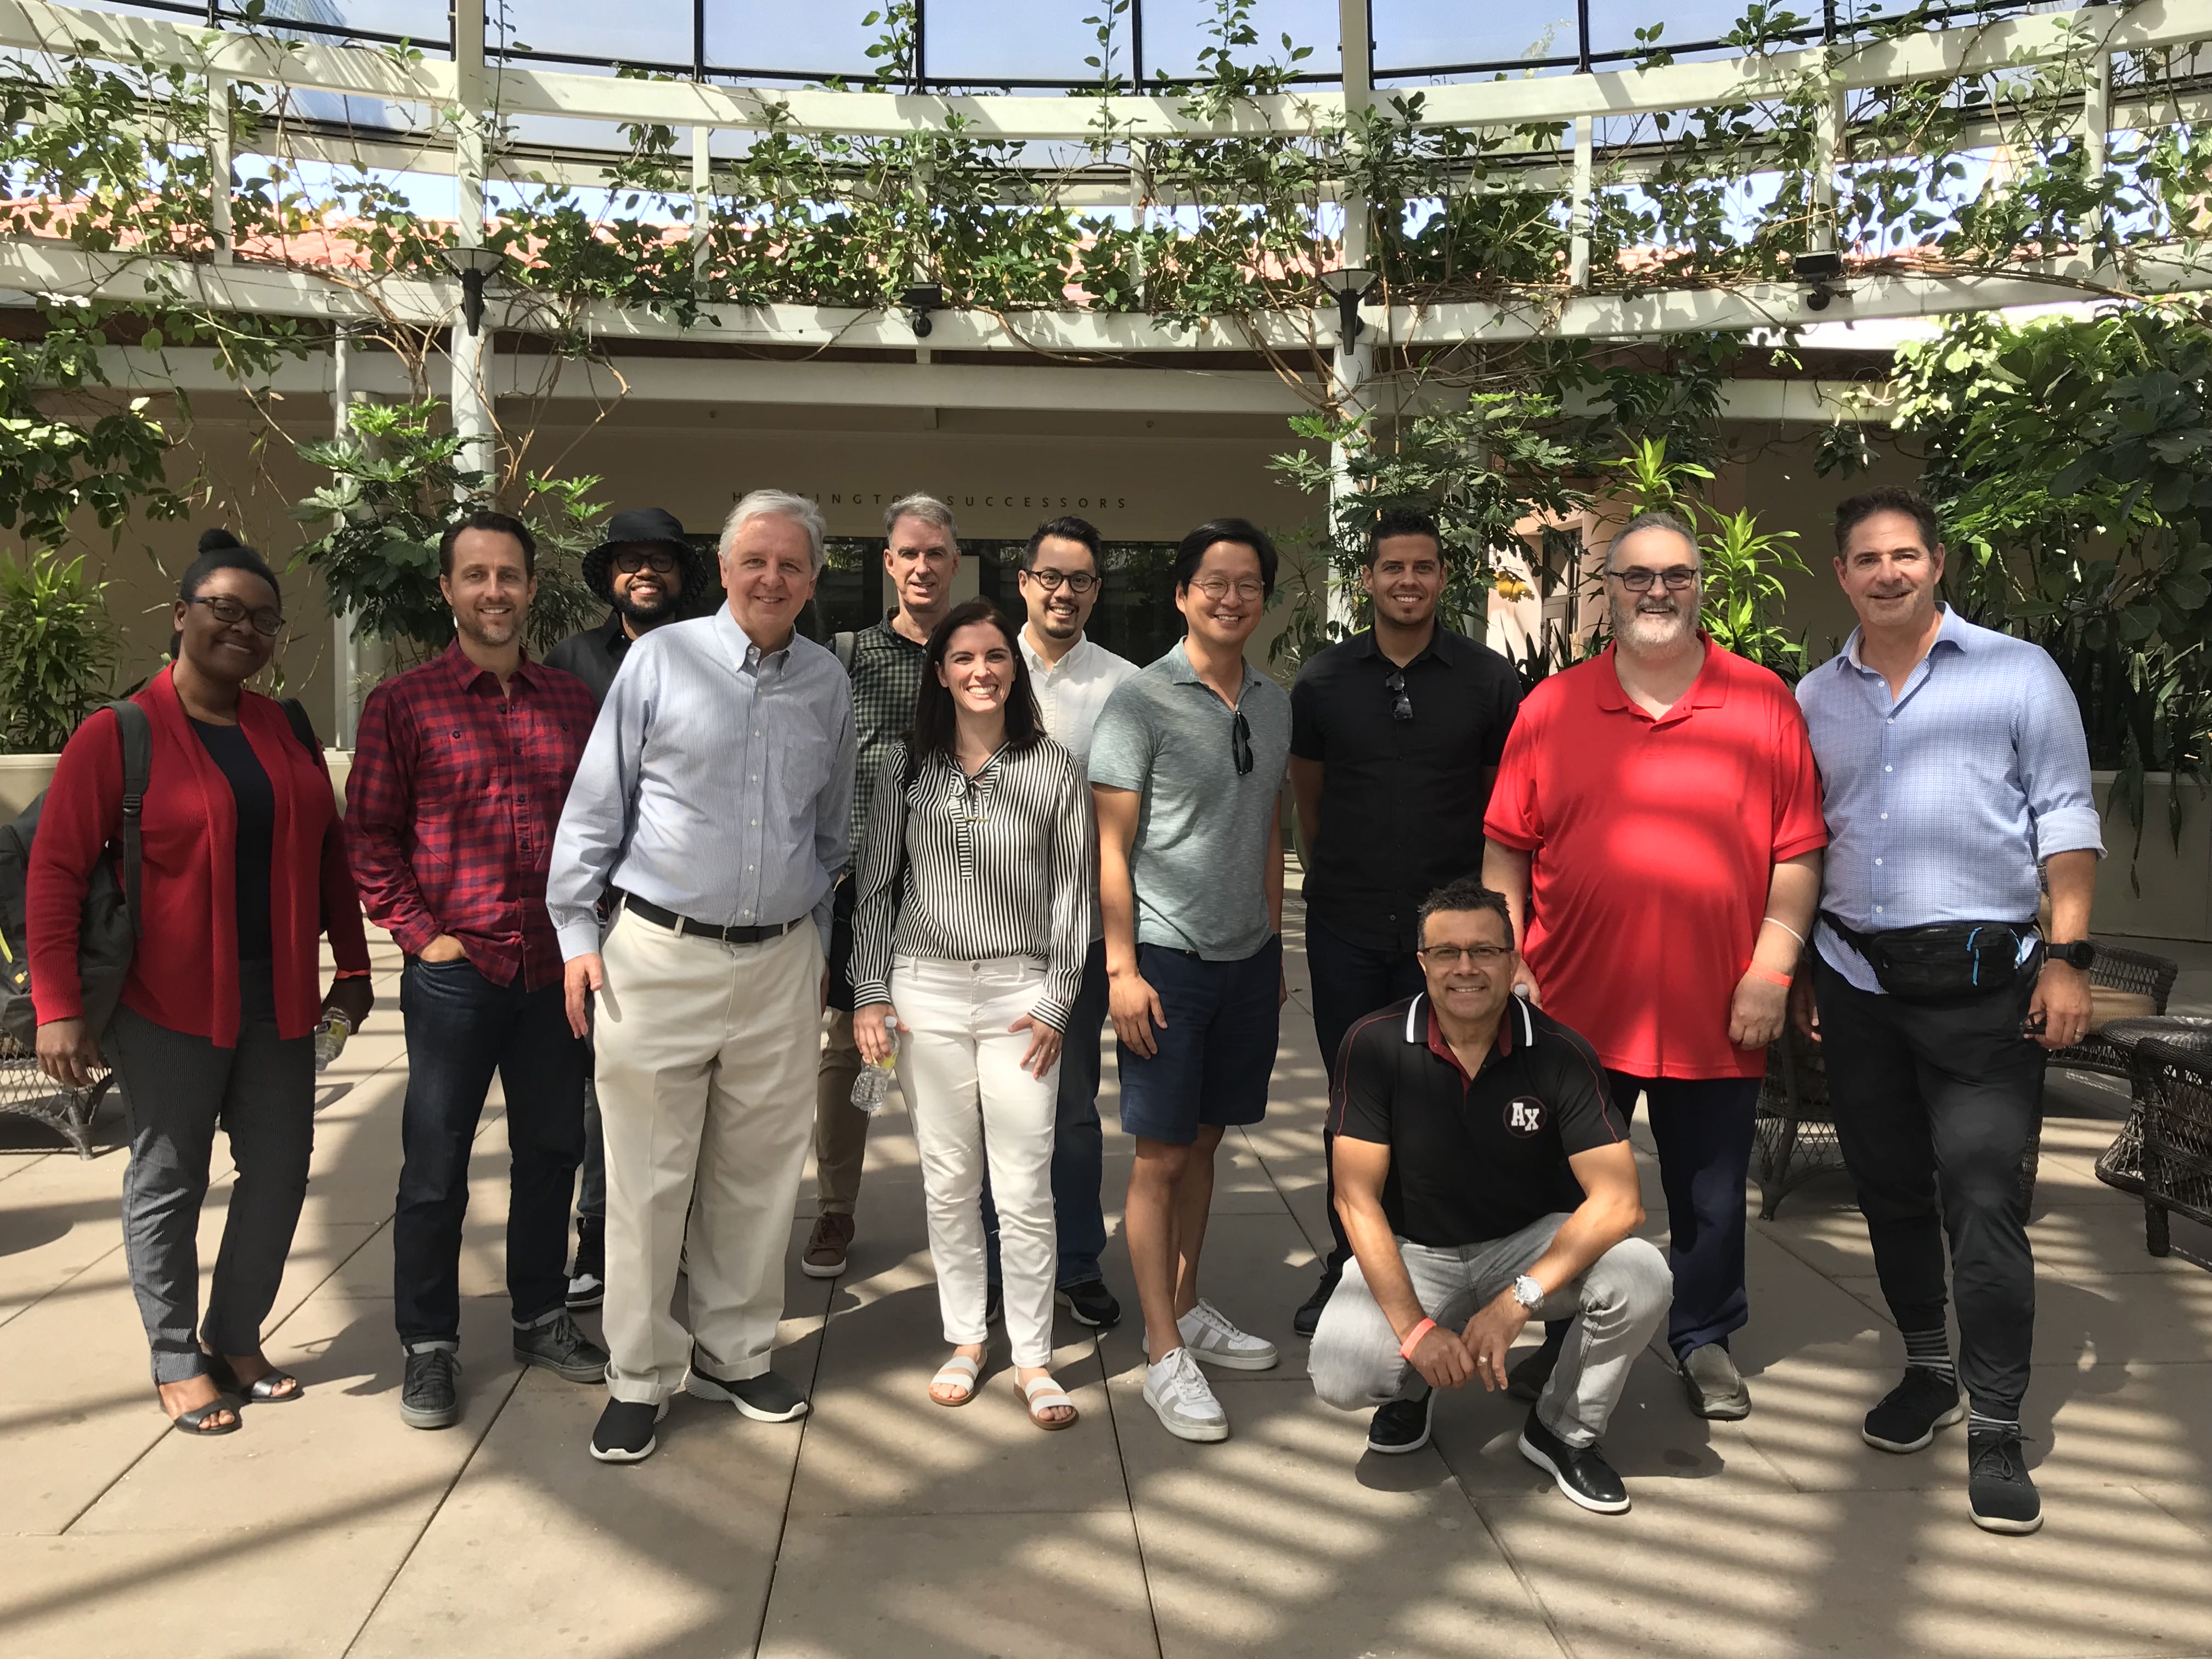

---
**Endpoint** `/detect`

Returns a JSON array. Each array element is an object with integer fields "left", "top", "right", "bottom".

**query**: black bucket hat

[{"left": 580, "top": 507, "right": 708, "bottom": 607}]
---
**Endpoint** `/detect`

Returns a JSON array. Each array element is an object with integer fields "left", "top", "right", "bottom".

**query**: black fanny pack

[{"left": 1820, "top": 911, "right": 2039, "bottom": 1001}]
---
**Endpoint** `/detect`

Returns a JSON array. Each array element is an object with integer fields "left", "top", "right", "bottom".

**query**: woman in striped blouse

[{"left": 851, "top": 600, "right": 1093, "bottom": 1430}]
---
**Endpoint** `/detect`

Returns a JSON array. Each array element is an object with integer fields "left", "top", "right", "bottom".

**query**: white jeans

[
  {"left": 595, "top": 908, "right": 824, "bottom": 1404},
  {"left": 890, "top": 956, "right": 1061, "bottom": 1368}
]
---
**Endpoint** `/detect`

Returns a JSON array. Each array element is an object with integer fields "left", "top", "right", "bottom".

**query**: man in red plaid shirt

[{"left": 347, "top": 510, "right": 611, "bottom": 1432}]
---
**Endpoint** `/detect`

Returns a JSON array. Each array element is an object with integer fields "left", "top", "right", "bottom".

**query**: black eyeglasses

[
  {"left": 1607, "top": 566, "right": 1700, "bottom": 592},
  {"left": 613, "top": 548, "right": 680, "bottom": 574},
  {"left": 189, "top": 595, "right": 285, "bottom": 636},
  {"left": 1231, "top": 708, "right": 1253, "bottom": 775},
  {"left": 1384, "top": 669, "right": 1412, "bottom": 722},
  {"left": 1024, "top": 567, "right": 1098, "bottom": 594}
]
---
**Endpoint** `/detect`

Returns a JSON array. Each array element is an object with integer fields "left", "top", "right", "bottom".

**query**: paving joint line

[
  {"left": 1093, "top": 1325, "right": 1168, "bottom": 1659},
  {"left": 748, "top": 1268, "right": 836, "bottom": 1658}
]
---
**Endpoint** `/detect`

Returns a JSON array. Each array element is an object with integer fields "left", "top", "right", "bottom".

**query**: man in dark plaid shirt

[
  {"left": 804, "top": 493, "right": 961, "bottom": 1279},
  {"left": 346, "top": 510, "right": 611, "bottom": 1432}
]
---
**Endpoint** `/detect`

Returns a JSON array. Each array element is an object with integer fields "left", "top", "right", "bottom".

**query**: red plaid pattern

[{"left": 346, "top": 641, "right": 597, "bottom": 990}]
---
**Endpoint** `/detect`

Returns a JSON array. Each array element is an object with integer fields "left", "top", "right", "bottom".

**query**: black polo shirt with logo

[
  {"left": 1329, "top": 993, "right": 1627, "bottom": 1248},
  {"left": 1289, "top": 626, "right": 1522, "bottom": 951}
]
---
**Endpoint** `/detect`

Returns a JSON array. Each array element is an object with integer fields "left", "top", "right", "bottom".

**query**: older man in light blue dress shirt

[
  {"left": 550, "top": 488, "right": 855, "bottom": 1465},
  {"left": 1796, "top": 485, "right": 2102, "bottom": 1538}
]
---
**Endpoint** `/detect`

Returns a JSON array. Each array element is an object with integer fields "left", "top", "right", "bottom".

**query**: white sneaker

[
  {"left": 1177, "top": 1299, "right": 1280, "bottom": 1372},
  {"left": 1144, "top": 1348, "right": 1229, "bottom": 1443}
]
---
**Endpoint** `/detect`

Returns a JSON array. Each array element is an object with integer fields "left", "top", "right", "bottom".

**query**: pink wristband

[
  {"left": 1746, "top": 963, "right": 1792, "bottom": 988},
  {"left": 1398, "top": 1318, "right": 1436, "bottom": 1361}
]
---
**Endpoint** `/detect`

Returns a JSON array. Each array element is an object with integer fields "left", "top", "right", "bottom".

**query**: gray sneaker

[
  {"left": 514, "top": 1312, "right": 611, "bottom": 1384},
  {"left": 399, "top": 1347, "right": 462, "bottom": 1430},
  {"left": 1680, "top": 1343, "right": 1752, "bottom": 1420}
]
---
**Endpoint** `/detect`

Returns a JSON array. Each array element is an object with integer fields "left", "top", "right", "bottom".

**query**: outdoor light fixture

[
  {"left": 1792, "top": 249, "right": 1844, "bottom": 312},
  {"left": 1318, "top": 266, "right": 1379, "bottom": 346},
  {"left": 440, "top": 244, "right": 505, "bottom": 337},
  {"left": 902, "top": 281, "right": 945, "bottom": 339}
]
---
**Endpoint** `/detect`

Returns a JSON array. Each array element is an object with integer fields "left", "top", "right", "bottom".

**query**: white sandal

[
  {"left": 1019, "top": 1373, "right": 1078, "bottom": 1431},
  {"left": 929, "top": 1353, "right": 982, "bottom": 1407}
]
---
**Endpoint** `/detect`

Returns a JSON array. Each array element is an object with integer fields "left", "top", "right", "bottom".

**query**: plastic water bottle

[
  {"left": 849, "top": 1037, "right": 898, "bottom": 1115},
  {"left": 313, "top": 1010, "right": 352, "bottom": 1073}
]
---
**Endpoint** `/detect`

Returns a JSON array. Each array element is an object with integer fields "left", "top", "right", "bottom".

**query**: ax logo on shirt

[{"left": 1504, "top": 1096, "right": 1546, "bottom": 1137}]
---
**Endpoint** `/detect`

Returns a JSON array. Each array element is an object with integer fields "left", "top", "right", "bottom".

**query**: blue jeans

[
  {"left": 1305, "top": 911, "right": 1426, "bottom": 1284},
  {"left": 393, "top": 956, "right": 586, "bottom": 1346},
  {"left": 984, "top": 939, "right": 1110, "bottom": 1288}
]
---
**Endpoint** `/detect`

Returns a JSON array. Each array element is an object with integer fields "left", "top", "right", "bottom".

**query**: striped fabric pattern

[{"left": 848, "top": 736, "right": 1094, "bottom": 1031}]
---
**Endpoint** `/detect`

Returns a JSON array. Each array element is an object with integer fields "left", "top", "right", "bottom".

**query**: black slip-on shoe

[
  {"left": 1680, "top": 1343, "right": 1753, "bottom": 1421},
  {"left": 1293, "top": 1274, "right": 1337, "bottom": 1339},
  {"left": 685, "top": 1361, "right": 811, "bottom": 1423},
  {"left": 590, "top": 1397, "right": 668, "bottom": 1464},
  {"left": 514, "top": 1311, "right": 611, "bottom": 1384},
  {"left": 1517, "top": 1409, "right": 1630, "bottom": 1515},
  {"left": 566, "top": 1214, "right": 605, "bottom": 1311},
  {"left": 1863, "top": 1367, "right": 1966, "bottom": 1454},
  {"left": 399, "top": 1347, "right": 462, "bottom": 1430},
  {"left": 1057, "top": 1278, "right": 1121, "bottom": 1329},
  {"left": 1506, "top": 1333, "right": 1564, "bottom": 1403},
  {"left": 1365, "top": 1392, "right": 1434, "bottom": 1456},
  {"left": 1967, "top": 1426, "right": 2044, "bottom": 1534}
]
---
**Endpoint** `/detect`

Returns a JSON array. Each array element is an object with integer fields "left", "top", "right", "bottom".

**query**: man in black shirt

[
  {"left": 1289, "top": 508, "right": 1522, "bottom": 1334},
  {"left": 543, "top": 506, "right": 704, "bottom": 1310},
  {"left": 1311, "top": 878, "right": 1670, "bottom": 1515}
]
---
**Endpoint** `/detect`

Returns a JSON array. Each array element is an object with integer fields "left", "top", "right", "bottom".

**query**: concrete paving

[{"left": 2, "top": 899, "right": 2210, "bottom": 1658}]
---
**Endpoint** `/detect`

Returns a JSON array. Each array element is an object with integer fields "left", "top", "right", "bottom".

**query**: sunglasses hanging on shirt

[{"left": 1384, "top": 669, "right": 1413, "bottom": 722}]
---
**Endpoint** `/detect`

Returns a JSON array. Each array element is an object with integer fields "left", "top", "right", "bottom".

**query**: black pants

[
  {"left": 109, "top": 962, "right": 315, "bottom": 1384},
  {"left": 1813, "top": 955, "right": 2044, "bottom": 1419},
  {"left": 393, "top": 956, "right": 586, "bottom": 1346},
  {"left": 1306, "top": 912, "right": 1426, "bottom": 1283},
  {"left": 1541, "top": 1071, "right": 1759, "bottom": 1363}
]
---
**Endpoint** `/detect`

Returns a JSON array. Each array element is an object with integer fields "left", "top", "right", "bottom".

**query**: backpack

[
  {"left": 834, "top": 630, "right": 857, "bottom": 674},
  {"left": 0, "top": 696, "right": 320, "bottom": 1049}
]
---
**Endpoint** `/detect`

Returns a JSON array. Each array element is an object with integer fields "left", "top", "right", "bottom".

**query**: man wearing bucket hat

[{"left": 547, "top": 506, "right": 708, "bottom": 1310}]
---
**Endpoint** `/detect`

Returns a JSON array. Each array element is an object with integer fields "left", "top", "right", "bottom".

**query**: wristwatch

[
  {"left": 2048, "top": 940, "right": 2098, "bottom": 971},
  {"left": 1511, "top": 1274, "right": 1544, "bottom": 1311}
]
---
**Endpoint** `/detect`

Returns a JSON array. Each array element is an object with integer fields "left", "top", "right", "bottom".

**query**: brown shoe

[{"left": 802, "top": 1212, "right": 854, "bottom": 1279}]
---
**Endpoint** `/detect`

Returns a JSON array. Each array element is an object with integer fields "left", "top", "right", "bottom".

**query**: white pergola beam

[{"left": 0, "top": 0, "right": 2201, "bottom": 142}]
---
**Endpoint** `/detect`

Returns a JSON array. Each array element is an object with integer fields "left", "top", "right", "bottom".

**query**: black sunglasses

[
  {"left": 613, "top": 548, "right": 681, "bottom": 574},
  {"left": 1384, "top": 669, "right": 1412, "bottom": 722},
  {"left": 1231, "top": 708, "right": 1253, "bottom": 776}
]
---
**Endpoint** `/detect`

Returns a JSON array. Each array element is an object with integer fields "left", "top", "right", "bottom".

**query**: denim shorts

[{"left": 1115, "top": 935, "right": 1282, "bottom": 1145}]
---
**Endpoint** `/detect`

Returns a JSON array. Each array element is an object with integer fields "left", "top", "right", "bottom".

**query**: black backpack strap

[
  {"left": 108, "top": 701, "right": 151, "bottom": 941},
  {"left": 279, "top": 696, "right": 321, "bottom": 758}
]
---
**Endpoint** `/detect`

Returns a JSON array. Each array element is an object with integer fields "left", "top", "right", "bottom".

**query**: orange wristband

[
  {"left": 1398, "top": 1318, "right": 1436, "bottom": 1361},
  {"left": 1746, "top": 963, "right": 1792, "bottom": 988}
]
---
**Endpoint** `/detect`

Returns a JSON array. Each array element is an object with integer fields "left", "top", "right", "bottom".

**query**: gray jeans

[
  {"left": 1310, "top": 1214, "right": 1671, "bottom": 1448},
  {"left": 108, "top": 962, "right": 316, "bottom": 1385}
]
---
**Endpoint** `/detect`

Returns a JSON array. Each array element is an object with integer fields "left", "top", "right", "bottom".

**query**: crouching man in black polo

[{"left": 1310, "top": 877, "right": 1671, "bottom": 1514}]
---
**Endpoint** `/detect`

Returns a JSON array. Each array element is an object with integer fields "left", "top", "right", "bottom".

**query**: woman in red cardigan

[{"left": 31, "top": 532, "right": 376, "bottom": 1437}]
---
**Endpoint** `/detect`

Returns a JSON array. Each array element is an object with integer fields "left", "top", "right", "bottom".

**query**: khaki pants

[
  {"left": 814, "top": 1008, "right": 870, "bottom": 1216},
  {"left": 596, "top": 907, "right": 824, "bottom": 1404}
]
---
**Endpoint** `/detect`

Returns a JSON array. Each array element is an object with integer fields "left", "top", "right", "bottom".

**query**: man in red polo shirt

[{"left": 1482, "top": 510, "right": 1826, "bottom": 1421}]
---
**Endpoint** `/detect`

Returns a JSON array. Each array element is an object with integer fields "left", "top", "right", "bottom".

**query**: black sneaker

[
  {"left": 1056, "top": 1279, "right": 1121, "bottom": 1328},
  {"left": 1293, "top": 1273, "right": 1337, "bottom": 1339},
  {"left": 1967, "top": 1425, "right": 2043, "bottom": 1534},
  {"left": 399, "top": 1347, "right": 462, "bottom": 1430},
  {"left": 684, "top": 1360, "right": 811, "bottom": 1423},
  {"left": 985, "top": 1281, "right": 1003, "bottom": 1324},
  {"left": 1862, "top": 1366, "right": 1966, "bottom": 1454},
  {"left": 1517, "top": 1409, "right": 1630, "bottom": 1515},
  {"left": 567, "top": 1215, "right": 605, "bottom": 1311},
  {"left": 514, "top": 1312, "right": 611, "bottom": 1384},
  {"left": 590, "top": 1397, "right": 668, "bottom": 1464},
  {"left": 1365, "top": 1391, "right": 1434, "bottom": 1456},
  {"left": 1507, "top": 1332, "right": 1565, "bottom": 1403}
]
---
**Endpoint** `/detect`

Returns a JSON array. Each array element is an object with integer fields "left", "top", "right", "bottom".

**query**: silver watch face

[{"left": 1514, "top": 1276, "right": 1543, "bottom": 1307}]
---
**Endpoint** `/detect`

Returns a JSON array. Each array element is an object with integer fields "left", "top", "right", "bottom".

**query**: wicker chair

[
  {"left": 1758, "top": 1020, "right": 2044, "bottom": 1220},
  {"left": 0, "top": 1033, "right": 112, "bottom": 1158},
  {"left": 2127, "top": 1037, "right": 2212, "bottom": 1261}
]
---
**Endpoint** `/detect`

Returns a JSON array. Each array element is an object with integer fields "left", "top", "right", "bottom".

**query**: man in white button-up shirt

[{"left": 977, "top": 516, "right": 1138, "bottom": 1330}]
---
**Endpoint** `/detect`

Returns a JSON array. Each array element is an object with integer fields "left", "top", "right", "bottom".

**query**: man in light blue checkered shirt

[{"left": 1796, "top": 486, "right": 2103, "bottom": 1541}]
